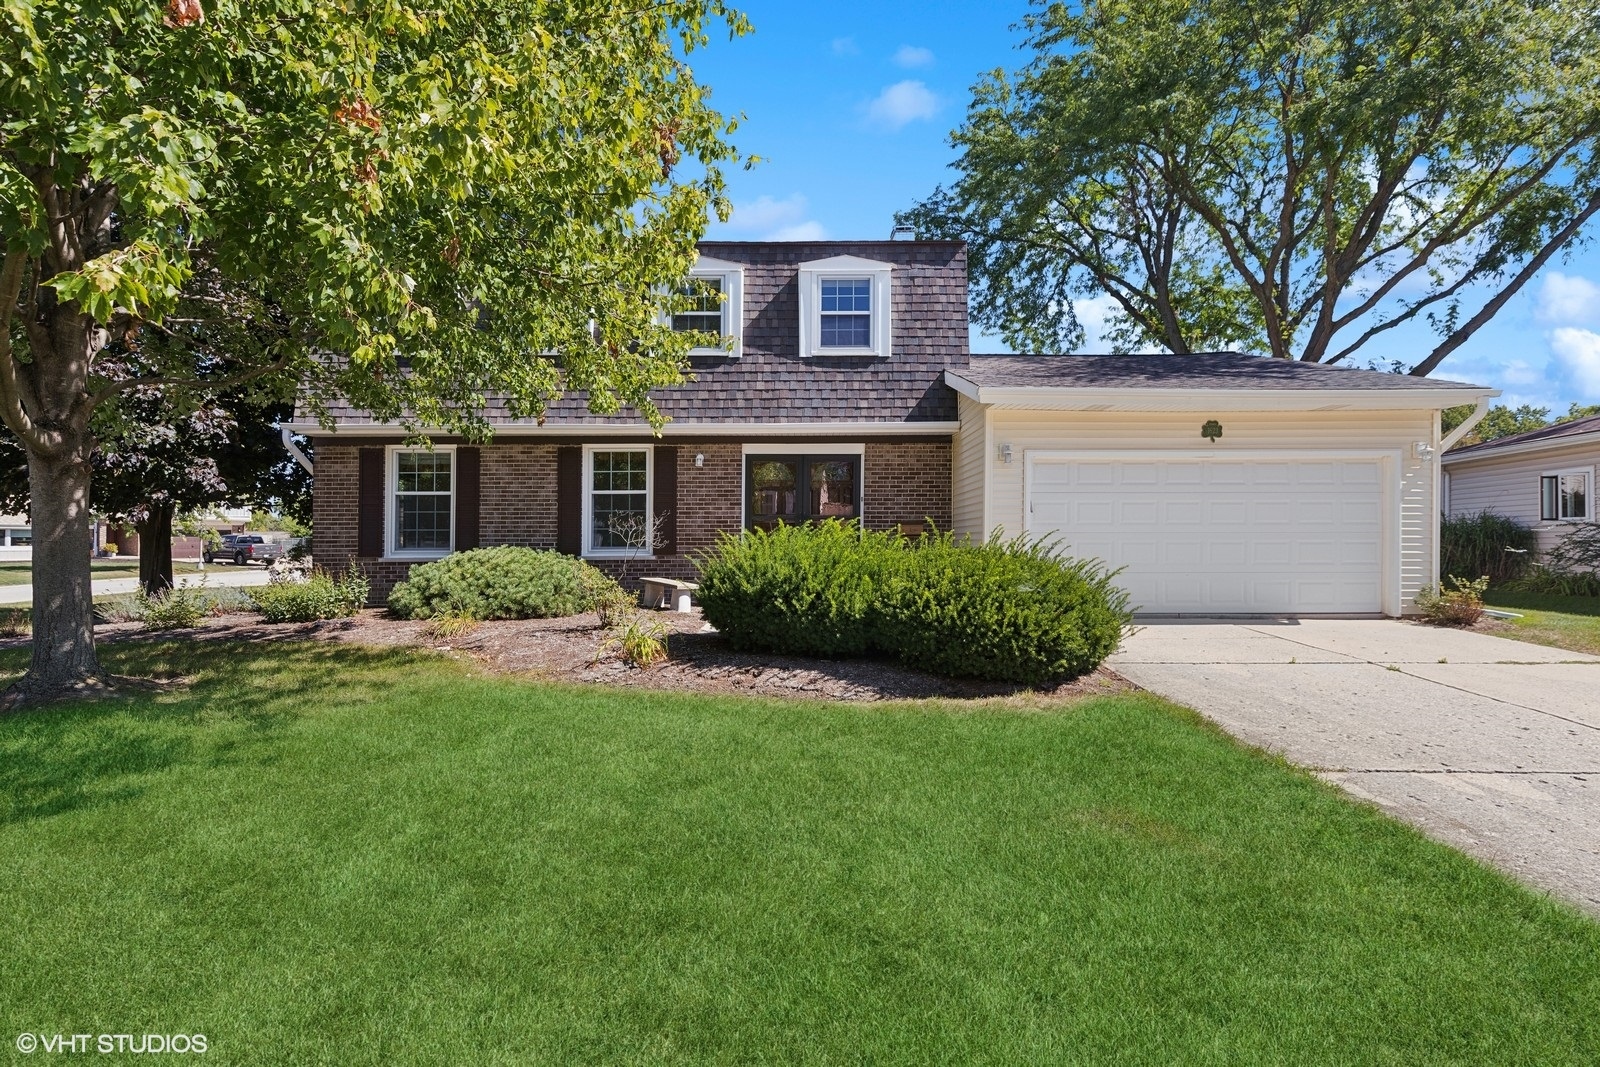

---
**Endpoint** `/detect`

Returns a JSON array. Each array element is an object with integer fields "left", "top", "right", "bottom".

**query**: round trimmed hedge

[
  {"left": 694, "top": 522, "right": 1131, "bottom": 685},
  {"left": 388, "top": 546, "right": 617, "bottom": 620}
]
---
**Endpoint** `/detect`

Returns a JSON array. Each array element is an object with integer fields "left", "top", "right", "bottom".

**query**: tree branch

[
  {"left": 1411, "top": 190, "right": 1600, "bottom": 377},
  {"left": 0, "top": 252, "right": 55, "bottom": 455}
]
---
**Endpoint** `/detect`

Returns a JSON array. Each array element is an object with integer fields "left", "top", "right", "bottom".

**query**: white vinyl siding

[
  {"left": 1445, "top": 440, "right": 1600, "bottom": 555},
  {"left": 950, "top": 393, "right": 989, "bottom": 539},
  {"left": 975, "top": 408, "right": 1438, "bottom": 614}
]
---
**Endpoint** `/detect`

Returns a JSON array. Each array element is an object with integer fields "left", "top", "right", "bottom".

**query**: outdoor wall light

[
  {"left": 1412, "top": 442, "right": 1436, "bottom": 461},
  {"left": 694, "top": 452, "right": 705, "bottom": 468},
  {"left": 999, "top": 443, "right": 1013, "bottom": 464}
]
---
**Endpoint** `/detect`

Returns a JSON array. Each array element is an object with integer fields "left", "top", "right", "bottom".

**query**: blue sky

[{"left": 689, "top": 1, "right": 1600, "bottom": 413}]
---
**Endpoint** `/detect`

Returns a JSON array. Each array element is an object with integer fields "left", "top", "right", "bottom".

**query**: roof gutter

[
  {"left": 1438, "top": 394, "right": 1492, "bottom": 454},
  {"left": 280, "top": 425, "right": 314, "bottom": 475}
]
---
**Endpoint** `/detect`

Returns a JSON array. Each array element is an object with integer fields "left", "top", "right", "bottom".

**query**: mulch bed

[{"left": 49, "top": 608, "right": 1137, "bottom": 704}]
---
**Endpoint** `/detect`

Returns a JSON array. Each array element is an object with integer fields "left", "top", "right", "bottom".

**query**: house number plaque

[{"left": 1201, "top": 419, "right": 1223, "bottom": 441}]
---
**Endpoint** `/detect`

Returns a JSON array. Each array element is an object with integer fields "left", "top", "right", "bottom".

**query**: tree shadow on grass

[{"left": 0, "top": 641, "right": 429, "bottom": 828}]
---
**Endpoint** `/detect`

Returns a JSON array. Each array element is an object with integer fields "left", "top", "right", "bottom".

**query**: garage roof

[{"left": 946, "top": 353, "right": 1496, "bottom": 411}]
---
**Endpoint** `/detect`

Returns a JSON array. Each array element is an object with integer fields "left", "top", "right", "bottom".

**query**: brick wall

[
  {"left": 481, "top": 445, "right": 560, "bottom": 548},
  {"left": 863, "top": 442, "right": 952, "bottom": 532},
  {"left": 313, "top": 438, "right": 953, "bottom": 602}
]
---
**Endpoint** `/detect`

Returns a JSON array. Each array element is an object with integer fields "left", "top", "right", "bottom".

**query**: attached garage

[
  {"left": 946, "top": 354, "right": 1498, "bottom": 617},
  {"left": 1026, "top": 453, "right": 1387, "bottom": 614}
]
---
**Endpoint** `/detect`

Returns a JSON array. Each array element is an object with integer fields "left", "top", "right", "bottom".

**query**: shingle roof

[
  {"left": 1446, "top": 413, "right": 1600, "bottom": 457},
  {"left": 954, "top": 353, "right": 1489, "bottom": 392},
  {"left": 308, "top": 240, "right": 969, "bottom": 429}
]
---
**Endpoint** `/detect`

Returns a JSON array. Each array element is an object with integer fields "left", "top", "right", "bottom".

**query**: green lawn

[
  {"left": 0, "top": 560, "right": 204, "bottom": 586},
  {"left": 2, "top": 642, "right": 1597, "bottom": 1064},
  {"left": 1484, "top": 590, "right": 1600, "bottom": 656}
]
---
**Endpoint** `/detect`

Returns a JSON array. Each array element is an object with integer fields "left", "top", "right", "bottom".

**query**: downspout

[
  {"left": 1428, "top": 393, "right": 1493, "bottom": 608},
  {"left": 281, "top": 425, "right": 313, "bottom": 476},
  {"left": 1439, "top": 394, "right": 1492, "bottom": 452}
]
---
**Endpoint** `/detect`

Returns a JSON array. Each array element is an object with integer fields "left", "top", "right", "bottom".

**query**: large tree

[
  {"left": 1, "top": 0, "right": 745, "bottom": 702},
  {"left": 904, "top": 0, "right": 1600, "bottom": 370}
]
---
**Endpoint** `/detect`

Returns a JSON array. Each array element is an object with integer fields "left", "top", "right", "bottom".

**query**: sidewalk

[{"left": 0, "top": 565, "right": 274, "bottom": 605}]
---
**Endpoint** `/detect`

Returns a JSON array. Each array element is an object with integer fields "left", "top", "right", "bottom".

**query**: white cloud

[
  {"left": 830, "top": 36, "right": 858, "bottom": 57},
  {"left": 724, "top": 194, "right": 807, "bottom": 232},
  {"left": 715, "top": 194, "right": 827, "bottom": 242},
  {"left": 767, "top": 221, "right": 829, "bottom": 241},
  {"left": 892, "top": 45, "right": 934, "bottom": 69},
  {"left": 863, "top": 80, "right": 940, "bottom": 131},
  {"left": 1498, "top": 358, "right": 1543, "bottom": 389},
  {"left": 1550, "top": 327, "right": 1600, "bottom": 401},
  {"left": 1536, "top": 272, "right": 1600, "bottom": 326}
]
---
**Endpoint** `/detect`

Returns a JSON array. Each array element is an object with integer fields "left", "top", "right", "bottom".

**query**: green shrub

[
  {"left": 880, "top": 533, "right": 1132, "bottom": 685},
  {"left": 600, "top": 613, "right": 670, "bottom": 668},
  {"left": 1440, "top": 511, "right": 1536, "bottom": 586},
  {"left": 1416, "top": 575, "right": 1489, "bottom": 627},
  {"left": 694, "top": 523, "right": 1132, "bottom": 684},
  {"left": 138, "top": 583, "right": 211, "bottom": 629},
  {"left": 387, "top": 546, "right": 609, "bottom": 620},
  {"left": 694, "top": 521, "right": 906, "bottom": 657},
  {"left": 252, "top": 568, "right": 369, "bottom": 623},
  {"left": 1503, "top": 524, "right": 1600, "bottom": 596}
]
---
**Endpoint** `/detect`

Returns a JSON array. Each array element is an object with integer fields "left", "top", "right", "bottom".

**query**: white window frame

[
  {"left": 664, "top": 256, "right": 743, "bottom": 358},
  {"left": 1539, "top": 466, "right": 1594, "bottom": 522},
  {"left": 385, "top": 445, "right": 456, "bottom": 560},
  {"left": 798, "top": 255, "right": 892, "bottom": 358},
  {"left": 582, "top": 445, "right": 654, "bottom": 559}
]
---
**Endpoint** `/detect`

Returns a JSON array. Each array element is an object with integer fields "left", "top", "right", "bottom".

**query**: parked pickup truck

[{"left": 205, "top": 534, "right": 289, "bottom": 566}]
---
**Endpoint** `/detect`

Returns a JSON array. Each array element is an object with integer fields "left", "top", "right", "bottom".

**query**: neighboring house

[
  {"left": 0, "top": 512, "right": 30, "bottom": 560},
  {"left": 288, "top": 240, "right": 1495, "bottom": 616},
  {"left": 1442, "top": 414, "right": 1600, "bottom": 557}
]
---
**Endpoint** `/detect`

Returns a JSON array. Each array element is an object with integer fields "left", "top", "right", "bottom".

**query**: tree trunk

[
  {"left": 137, "top": 502, "right": 175, "bottom": 598},
  {"left": 8, "top": 446, "right": 102, "bottom": 704}
]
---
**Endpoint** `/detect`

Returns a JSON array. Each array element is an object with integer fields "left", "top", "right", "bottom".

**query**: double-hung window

[
  {"left": 667, "top": 259, "right": 743, "bottom": 357},
  {"left": 798, "top": 255, "right": 893, "bottom": 357},
  {"left": 391, "top": 448, "right": 454, "bottom": 556},
  {"left": 819, "top": 279, "right": 872, "bottom": 347},
  {"left": 1540, "top": 469, "right": 1592, "bottom": 521},
  {"left": 586, "top": 448, "right": 652, "bottom": 555}
]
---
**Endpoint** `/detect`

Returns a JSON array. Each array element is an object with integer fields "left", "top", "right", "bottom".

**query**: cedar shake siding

[{"left": 314, "top": 439, "right": 954, "bottom": 602}]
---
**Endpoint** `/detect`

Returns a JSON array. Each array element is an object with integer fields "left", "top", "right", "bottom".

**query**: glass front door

[{"left": 746, "top": 454, "right": 860, "bottom": 530}]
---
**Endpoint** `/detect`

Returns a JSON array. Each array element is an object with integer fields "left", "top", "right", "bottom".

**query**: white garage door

[{"left": 1028, "top": 456, "right": 1385, "bottom": 614}]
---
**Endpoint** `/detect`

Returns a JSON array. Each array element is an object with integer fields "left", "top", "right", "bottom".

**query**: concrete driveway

[{"left": 1110, "top": 619, "right": 1600, "bottom": 914}]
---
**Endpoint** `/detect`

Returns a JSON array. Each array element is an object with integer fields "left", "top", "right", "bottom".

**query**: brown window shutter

[
  {"left": 454, "top": 447, "right": 480, "bottom": 551},
  {"left": 357, "top": 448, "right": 385, "bottom": 558},
  {"left": 653, "top": 446, "right": 678, "bottom": 556},
  {"left": 556, "top": 446, "right": 582, "bottom": 556}
]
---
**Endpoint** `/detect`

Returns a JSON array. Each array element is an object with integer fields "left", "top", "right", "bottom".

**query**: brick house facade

[
  {"left": 297, "top": 238, "right": 1495, "bottom": 615},
  {"left": 301, "top": 241, "right": 967, "bottom": 602}
]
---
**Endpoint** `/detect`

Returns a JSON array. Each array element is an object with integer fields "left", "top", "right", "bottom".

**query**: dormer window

[
  {"left": 672, "top": 277, "right": 725, "bottom": 336},
  {"left": 798, "top": 255, "right": 893, "bottom": 357},
  {"left": 667, "top": 256, "right": 743, "bottom": 358},
  {"left": 820, "top": 279, "right": 872, "bottom": 347}
]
